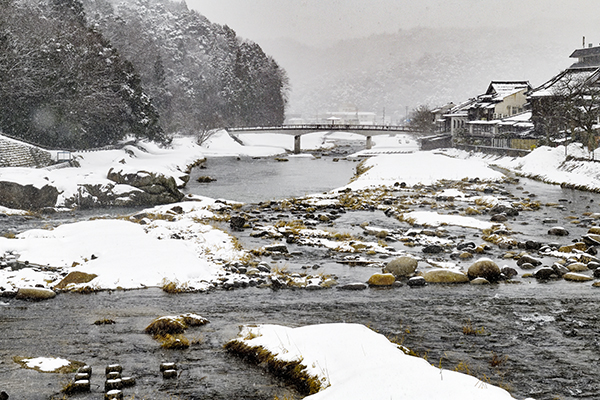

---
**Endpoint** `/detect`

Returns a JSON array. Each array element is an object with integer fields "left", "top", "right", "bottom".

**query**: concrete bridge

[{"left": 227, "top": 124, "right": 421, "bottom": 154}]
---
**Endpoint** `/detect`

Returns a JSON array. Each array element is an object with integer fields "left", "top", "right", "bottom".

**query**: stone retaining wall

[{"left": 0, "top": 134, "right": 53, "bottom": 168}]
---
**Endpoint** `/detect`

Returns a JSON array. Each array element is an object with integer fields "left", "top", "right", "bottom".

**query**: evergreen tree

[{"left": 0, "top": 0, "right": 166, "bottom": 149}]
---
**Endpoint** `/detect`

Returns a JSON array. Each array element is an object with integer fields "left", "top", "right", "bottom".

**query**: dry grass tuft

[
  {"left": 160, "top": 334, "right": 190, "bottom": 349},
  {"left": 145, "top": 317, "right": 186, "bottom": 337},
  {"left": 490, "top": 351, "right": 508, "bottom": 368},
  {"left": 462, "top": 319, "right": 485, "bottom": 336},
  {"left": 224, "top": 340, "right": 324, "bottom": 396},
  {"left": 93, "top": 318, "right": 116, "bottom": 325}
]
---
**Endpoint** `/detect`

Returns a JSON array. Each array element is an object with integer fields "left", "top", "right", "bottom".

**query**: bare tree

[
  {"left": 407, "top": 105, "right": 435, "bottom": 134},
  {"left": 548, "top": 70, "right": 600, "bottom": 158}
]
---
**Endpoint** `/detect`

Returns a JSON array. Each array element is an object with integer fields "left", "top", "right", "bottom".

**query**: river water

[{"left": 2, "top": 155, "right": 600, "bottom": 400}]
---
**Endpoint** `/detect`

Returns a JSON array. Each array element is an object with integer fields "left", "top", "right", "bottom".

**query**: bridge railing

[{"left": 227, "top": 124, "right": 419, "bottom": 133}]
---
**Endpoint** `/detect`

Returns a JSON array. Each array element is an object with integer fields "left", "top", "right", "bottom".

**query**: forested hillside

[
  {"left": 82, "top": 0, "right": 289, "bottom": 134},
  {"left": 0, "top": 0, "right": 166, "bottom": 149},
  {"left": 261, "top": 26, "right": 577, "bottom": 123},
  {"left": 0, "top": 0, "right": 288, "bottom": 150}
]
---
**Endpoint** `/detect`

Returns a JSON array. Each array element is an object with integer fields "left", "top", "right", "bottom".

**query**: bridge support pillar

[
  {"left": 366, "top": 136, "right": 373, "bottom": 150},
  {"left": 294, "top": 135, "right": 301, "bottom": 154}
]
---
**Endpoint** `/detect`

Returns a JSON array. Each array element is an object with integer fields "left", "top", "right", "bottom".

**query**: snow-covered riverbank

[{"left": 3, "top": 132, "right": 600, "bottom": 400}]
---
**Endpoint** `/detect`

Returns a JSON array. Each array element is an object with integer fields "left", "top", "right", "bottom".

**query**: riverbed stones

[
  {"left": 516, "top": 254, "right": 542, "bottom": 267},
  {"left": 534, "top": 267, "right": 556, "bottom": 280},
  {"left": 548, "top": 226, "right": 569, "bottom": 236},
  {"left": 263, "top": 244, "right": 288, "bottom": 253},
  {"left": 338, "top": 282, "right": 368, "bottom": 291},
  {"left": 590, "top": 261, "right": 600, "bottom": 270},
  {"left": 559, "top": 242, "right": 587, "bottom": 253},
  {"left": 491, "top": 213, "right": 508, "bottom": 222},
  {"left": 196, "top": 176, "right": 216, "bottom": 183},
  {"left": 470, "top": 277, "right": 490, "bottom": 285},
  {"left": 383, "top": 256, "right": 418, "bottom": 278},
  {"left": 582, "top": 234, "right": 600, "bottom": 246},
  {"left": 563, "top": 272, "right": 593, "bottom": 282},
  {"left": 490, "top": 204, "right": 519, "bottom": 216},
  {"left": 367, "top": 273, "right": 396, "bottom": 287},
  {"left": 589, "top": 227, "right": 600, "bottom": 235},
  {"left": 15, "top": 287, "right": 56, "bottom": 301},
  {"left": 501, "top": 266, "right": 518, "bottom": 278},
  {"left": 566, "top": 262, "right": 588, "bottom": 272},
  {"left": 467, "top": 259, "right": 501, "bottom": 282},
  {"left": 422, "top": 244, "right": 443, "bottom": 254},
  {"left": 551, "top": 263, "right": 569, "bottom": 276},
  {"left": 230, "top": 215, "right": 247, "bottom": 231},
  {"left": 407, "top": 276, "right": 427, "bottom": 287},
  {"left": 423, "top": 269, "right": 469, "bottom": 284}
]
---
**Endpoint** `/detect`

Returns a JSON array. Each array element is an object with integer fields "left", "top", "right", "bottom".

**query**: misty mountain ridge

[{"left": 260, "top": 23, "right": 590, "bottom": 122}]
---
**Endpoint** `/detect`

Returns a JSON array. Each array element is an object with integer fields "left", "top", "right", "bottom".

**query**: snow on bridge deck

[{"left": 227, "top": 124, "right": 421, "bottom": 153}]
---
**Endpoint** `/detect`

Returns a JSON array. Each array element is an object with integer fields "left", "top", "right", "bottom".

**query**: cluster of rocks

[
  {"left": 103, "top": 364, "right": 136, "bottom": 399},
  {"left": 64, "top": 364, "right": 136, "bottom": 398},
  {"left": 67, "top": 168, "right": 186, "bottom": 208},
  {"left": 218, "top": 259, "right": 337, "bottom": 291}
]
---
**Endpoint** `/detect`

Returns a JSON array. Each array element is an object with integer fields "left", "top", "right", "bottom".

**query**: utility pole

[{"left": 382, "top": 107, "right": 385, "bottom": 125}]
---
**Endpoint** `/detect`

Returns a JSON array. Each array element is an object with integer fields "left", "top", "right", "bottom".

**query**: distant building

[
  {"left": 430, "top": 102, "right": 454, "bottom": 133},
  {"left": 442, "top": 81, "right": 533, "bottom": 149},
  {"left": 322, "top": 111, "right": 377, "bottom": 125},
  {"left": 467, "top": 81, "right": 531, "bottom": 122}
]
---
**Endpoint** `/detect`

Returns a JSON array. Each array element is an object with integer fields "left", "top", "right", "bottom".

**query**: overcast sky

[{"left": 186, "top": 0, "right": 599, "bottom": 47}]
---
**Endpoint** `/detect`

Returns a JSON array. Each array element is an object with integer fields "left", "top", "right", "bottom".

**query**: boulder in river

[
  {"left": 548, "top": 226, "right": 569, "bottom": 236},
  {"left": 423, "top": 269, "right": 469, "bottom": 284},
  {"left": 107, "top": 168, "right": 184, "bottom": 205},
  {"left": 383, "top": 256, "right": 418, "bottom": 277},
  {"left": 467, "top": 258, "right": 501, "bottom": 282},
  {"left": 563, "top": 272, "right": 593, "bottom": 282},
  {"left": 15, "top": 287, "right": 56, "bottom": 301},
  {"left": 534, "top": 267, "right": 556, "bottom": 280},
  {"left": 407, "top": 276, "right": 427, "bottom": 287},
  {"left": 338, "top": 282, "right": 368, "bottom": 291},
  {"left": 422, "top": 244, "right": 443, "bottom": 254},
  {"left": 0, "top": 182, "right": 59, "bottom": 210},
  {"left": 517, "top": 254, "right": 542, "bottom": 267},
  {"left": 566, "top": 262, "right": 588, "bottom": 272},
  {"left": 367, "top": 273, "right": 396, "bottom": 287}
]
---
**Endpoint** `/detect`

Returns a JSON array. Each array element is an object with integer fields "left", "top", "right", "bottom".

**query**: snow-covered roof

[
  {"left": 486, "top": 81, "right": 531, "bottom": 99},
  {"left": 500, "top": 111, "right": 532, "bottom": 123},
  {"left": 528, "top": 67, "right": 600, "bottom": 98},
  {"left": 443, "top": 99, "right": 476, "bottom": 117}
]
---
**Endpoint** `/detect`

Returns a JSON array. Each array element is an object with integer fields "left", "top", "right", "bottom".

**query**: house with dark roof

[
  {"left": 569, "top": 45, "right": 600, "bottom": 69},
  {"left": 528, "top": 44, "right": 600, "bottom": 142}
]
